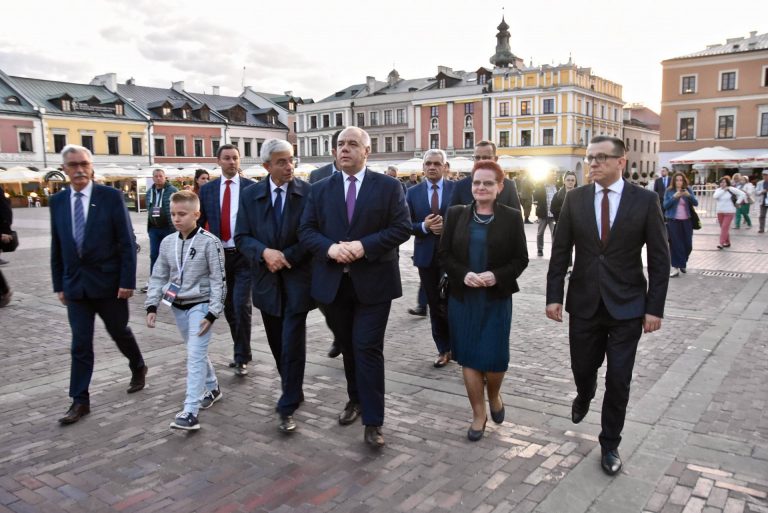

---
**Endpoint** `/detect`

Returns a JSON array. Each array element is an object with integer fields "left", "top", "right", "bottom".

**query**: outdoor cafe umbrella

[
  {"left": 242, "top": 165, "right": 268, "bottom": 179},
  {"left": 0, "top": 166, "right": 43, "bottom": 195},
  {"left": 448, "top": 156, "right": 473, "bottom": 173},
  {"left": 669, "top": 146, "right": 751, "bottom": 165},
  {"left": 395, "top": 157, "right": 423, "bottom": 174}
]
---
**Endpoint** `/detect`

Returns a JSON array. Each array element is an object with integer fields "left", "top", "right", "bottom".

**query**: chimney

[
  {"left": 171, "top": 81, "right": 185, "bottom": 92},
  {"left": 90, "top": 73, "right": 117, "bottom": 93},
  {"left": 126, "top": 77, "right": 136, "bottom": 86},
  {"left": 366, "top": 76, "right": 376, "bottom": 94},
  {"left": 212, "top": 86, "right": 220, "bottom": 95},
  {"left": 284, "top": 90, "right": 293, "bottom": 96},
  {"left": 749, "top": 30, "right": 757, "bottom": 38}
]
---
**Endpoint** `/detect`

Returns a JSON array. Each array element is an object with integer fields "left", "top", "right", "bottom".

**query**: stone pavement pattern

[{"left": 0, "top": 208, "right": 766, "bottom": 513}]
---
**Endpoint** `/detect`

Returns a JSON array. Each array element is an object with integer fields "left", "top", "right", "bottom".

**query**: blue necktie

[
  {"left": 273, "top": 187, "right": 283, "bottom": 234},
  {"left": 74, "top": 192, "right": 85, "bottom": 254}
]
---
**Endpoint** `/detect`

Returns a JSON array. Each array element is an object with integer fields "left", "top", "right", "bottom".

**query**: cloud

[
  {"left": 0, "top": 49, "right": 91, "bottom": 82},
  {"left": 99, "top": 25, "right": 134, "bottom": 43}
]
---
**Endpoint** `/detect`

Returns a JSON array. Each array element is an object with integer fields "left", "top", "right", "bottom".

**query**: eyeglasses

[
  {"left": 472, "top": 180, "right": 498, "bottom": 188},
  {"left": 472, "top": 155, "right": 495, "bottom": 162},
  {"left": 64, "top": 161, "right": 92, "bottom": 169},
  {"left": 271, "top": 157, "right": 298, "bottom": 166},
  {"left": 584, "top": 154, "right": 622, "bottom": 164}
]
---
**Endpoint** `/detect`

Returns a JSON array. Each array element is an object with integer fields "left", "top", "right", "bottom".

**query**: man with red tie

[{"left": 198, "top": 144, "right": 255, "bottom": 376}]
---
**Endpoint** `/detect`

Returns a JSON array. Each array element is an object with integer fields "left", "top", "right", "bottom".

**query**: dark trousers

[
  {"left": 224, "top": 250, "right": 253, "bottom": 364},
  {"left": 0, "top": 269, "right": 8, "bottom": 295},
  {"left": 417, "top": 284, "right": 427, "bottom": 308},
  {"left": 667, "top": 219, "right": 693, "bottom": 268},
  {"left": 417, "top": 263, "right": 450, "bottom": 354},
  {"left": 569, "top": 302, "right": 642, "bottom": 450},
  {"left": 66, "top": 297, "right": 145, "bottom": 405},
  {"left": 521, "top": 199, "right": 532, "bottom": 220},
  {"left": 148, "top": 226, "right": 173, "bottom": 274},
  {"left": 261, "top": 310, "right": 308, "bottom": 416},
  {"left": 323, "top": 274, "right": 390, "bottom": 426}
]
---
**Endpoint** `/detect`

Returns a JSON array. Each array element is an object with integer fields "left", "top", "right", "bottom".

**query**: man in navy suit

[
  {"left": 199, "top": 144, "right": 255, "bottom": 376},
  {"left": 449, "top": 140, "right": 521, "bottom": 210},
  {"left": 235, "top": 139, "right": 314, "bottom": 434},
  {"left": 406, "top": 149, "right": 455, "bottom": 367},
  {"left": 299, "top": 127, "right": 411, "bottom": 448},
  {"left": 653, "top": 167, "right": 670, "bottom": 205},
  {"left": 50, "top": 145, "right": 147, "bottom": 425},
  {"left": 546, "top": 136, "right": 669, "bottom": 475}
]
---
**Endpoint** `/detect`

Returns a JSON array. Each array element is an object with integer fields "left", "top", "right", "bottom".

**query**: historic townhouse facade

[
  {"left": 241, "top": 88, "right": 309, "bottom": 157},
  {"left": 623, "top": 105, "right": 661, "bottom": 185},
  {"left": 659, "top": 31, "right": 768, "bottom": 167},
  {"left": 0, "top": 70, "right": 43, "bottom": 166}
]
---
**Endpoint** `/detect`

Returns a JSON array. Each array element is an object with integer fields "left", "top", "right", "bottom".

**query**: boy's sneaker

[
  {"left": 170, "top": 411, "right": 200, "bottom": 431},
  {"left": 200, "top": 388, "right": 222, "bottom": 410}
]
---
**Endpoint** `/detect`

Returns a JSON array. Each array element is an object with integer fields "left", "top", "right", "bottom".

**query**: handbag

[
  {"left": 0, "top": 230, "right": 18, "bottom": 252},
  {"left": 438, "top": 272, "right": 450, "bottom": 300},
  {"left": 688, "top": 205, "right": 702, "bottom": 231}
]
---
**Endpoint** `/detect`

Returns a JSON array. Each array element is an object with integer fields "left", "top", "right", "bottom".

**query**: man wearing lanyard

[
  {"left": 144, "top": 168, "right": 177, "bottom": 292},
  {"left": 198, "top": 144, "right": 256, "bottom": 376}
]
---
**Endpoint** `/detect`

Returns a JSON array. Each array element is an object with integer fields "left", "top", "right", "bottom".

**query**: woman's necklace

[{"left": 472, "top": 206, "right": 494, "bottom": 225}]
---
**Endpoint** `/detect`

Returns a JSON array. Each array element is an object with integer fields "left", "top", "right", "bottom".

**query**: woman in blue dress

[{"left": 439, "top": 161, "right": 528, "bottom": 441}]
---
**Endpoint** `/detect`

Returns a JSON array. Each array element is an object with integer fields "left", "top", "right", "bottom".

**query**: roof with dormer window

[{"left": 186, "top": 91, "right": 287, "bottom": 129}]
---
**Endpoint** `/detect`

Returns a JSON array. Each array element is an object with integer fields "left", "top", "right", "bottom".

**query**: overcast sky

[{"left": 1, "top": 0, "right": 765, "bottom": 112}]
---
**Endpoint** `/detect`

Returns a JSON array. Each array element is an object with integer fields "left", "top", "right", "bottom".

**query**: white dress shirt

[
  {"left": 219, "top": 173, "right": 240, "bottom": 248},
  {"left": 70, "top": 180, "right": 94, "bottom": 240},
  {"left": 342, "top": 167, "right": 366, "bottom": 200},
  {"left": 594, "top": 178, "right": 624, "bottom": 241}
]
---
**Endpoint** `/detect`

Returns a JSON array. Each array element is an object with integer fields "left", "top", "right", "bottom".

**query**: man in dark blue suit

[
  {"left": 406, "top": 149, "right": 455, "bottom": 367},
  {"left": 449, "top": 140, "right": 521, "bottom": 210},
  {"left": 199, "top": 144, "right": 255, "bottom": 376},
  {"left": 299, "top": 127, "right": 411, "bottom": 448},
  {"left": 235, "top": 139, "right": 314, "bottom": 434},
  {"left": 653, "top": 167, "right": 670, "bottom": 205},
  {"left": 50, "top": 145, "right": 147, "bottom": 425}
]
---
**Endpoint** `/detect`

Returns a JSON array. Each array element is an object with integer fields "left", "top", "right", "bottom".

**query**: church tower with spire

[{"left": 490, "top": 16, "right": 523, "bottom": 69}]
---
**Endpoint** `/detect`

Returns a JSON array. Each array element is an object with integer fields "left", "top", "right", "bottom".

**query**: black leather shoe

[
  {"left": 127, "top": 365, "right": 147, "bottom": 393},
  {"left": 467, "top": 418, "right": 487, "bottom": 442},
  {"left": 490, "top": 396, "right": 505, "bottom": 424},
  {"left": 234, "top": 363, "right": 248, "bottom": 377},
  {"left": 338, "top": 402, "right": 361, "bottom": 425},
  {"left": 278, "top": 415, "right": 296, "bottom": 433},
  {"left": 59, "top": 403, "right": 90, "bottom": 425},
  {"left": 601, "top": 448, "right": 622, "bottom": 475},
  {"left": 571, "top": 382, "right": 597, "bottom": 424},
  {"left": 364, "top": 426, "right": 385, "bottom": 448},
  {"left": 433, "top": 353, "right": 450, "bottom": 368},
  {"left": 327, "top": 343, "right": 341, "bottom": 358},
  {"left": 407, "top": 305, "right": 427, "bottom": 316}
]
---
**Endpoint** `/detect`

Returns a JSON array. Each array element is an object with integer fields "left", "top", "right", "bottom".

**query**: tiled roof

[{"left": 671, "top": 32, "right": 768, "bottom": 60}]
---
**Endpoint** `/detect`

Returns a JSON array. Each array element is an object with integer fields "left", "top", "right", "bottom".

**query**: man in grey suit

[{"left": 546, "top": 135, "right": 669, "bottom": 476}]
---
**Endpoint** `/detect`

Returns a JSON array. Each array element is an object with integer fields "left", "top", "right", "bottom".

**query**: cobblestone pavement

[{"left": 0, "top": 208, "right": 766, "bottom": 513}]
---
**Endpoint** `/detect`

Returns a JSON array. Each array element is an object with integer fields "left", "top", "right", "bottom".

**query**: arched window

[
  {"left": 464, "top": 115, "right": 473, "bottom": 128},
  {"left": 323, "top": 139, "right": 329, "bottom": 155},
  {"left": 5, "top": 96, "right": 20, "bottom": 105},
  {"left": 430, "top": 117, "right": 438, "bottom": 130}
]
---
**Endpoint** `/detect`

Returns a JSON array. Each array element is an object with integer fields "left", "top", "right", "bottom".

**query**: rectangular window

[
  {"left": 520, "top": 130, "right": 531, "bottom": 146},
  {"left": 310, "top": 115, "right": 317, "bottom": 129},
  {"left": 396, "top": 109, "right": 405, "bottom": 124},
  {"left": 430, "top": 106, "right": 439, "bottom": 117},
  {"left": 371, "top": 138, "right": 379, "bottom": 153},
  {"left": 464, "top": 132, "right": 474, "bottom": 149},
  {"left": 193, "top": 139, "right": 203, "bottom": 157},
  {"left": 80, "top": 135, "right": 93, "bottom": 153},
  {"left": 679, "top": 118, "right": 695, "bottom": 140},
  {"left": 429, "top": 134, "right": 439, "bottom": 149},
  {"left": 175, "top": 139, "right": 185, "bottom": 157},
  {"left": 499, "top": 131, "right": 509, "bottom": 147},
  {"left": 520, "top": 101, "right": 531, "bottom": 116},
  {"left": 542, "top": 128, "right": 554, "bottom": 146},
  {"left": 764, "top": 67, "right": 768, "bottom": 87},
  {"left": 322, "top": 114, "right": 330, "bottom": 128},
  {"left": 212, "top": 139, "right": 220, "bottom": 156},
  {"left": 154, "top": 138, "right": 165, "bottom": 157},
  {"left": 370, "top": 111, "right": 378, "bottom": 126},
  {"left": 131, "top": 137, "right": 142, "bottom": 156},
  {"left": 499, "top": 102, "right": 509, "bottom": 116},
  {"left": 682, "top": 75, "right": 696, "bottom": 94},
  {"left": 335, "top": 113, "right": 343, "bottom": 126},
  {"left": 640, "top": 140, "right": 644, "bottom": 153},
  {"left": 384, "top": 110, "right": 392, "bottom": 125},
  {"left": 761, "top": 112, "right": 768, "bottom": 136},
  {"left": 61, "top": 99, "right": 71, "bottom": 112},
  {"left": 464, "top": 103, "right": 474, "bottom": 114},
  {"left": 356, "top": 112, "right": 365, "bottom": 127},
  {"left": 614, "top": 108, "right": 618, "bottom": 121},
  {"left": 601, "top": 105, "right": 605, "bottom": 119},
  {"left": 54, "top": 134, "right": 67, "bottom": 153},
  {"left": 310, "top": 139, "right": 318, "bottom": 156},
  {"left": 397, "top": 136, "right": 405, "bottom": 152},
  {"left": 653, "top": 142, "right": 657, "bottom": 153},
  {"left": 717, "top": 115, "right": 734, "bottom": 138},
  {"left": 385, "top": 136, "right": 392, "bottom": 153},
  {"left": 633, "top": 139, "right": 637, "bottom": 151},
  {"left": 243, "top": 141, "right": 251, "bottom": 157},
  {"left": 19, "top": 132, "right": 33, "bottom": 152},
  {"left": 542, "top": 99, "right": 554, "bottom": 114},
  {"left": 721, "top": 72, "right": 736, "bottom": 91},
  {"left": 107, "top": 136, "right": 119, "bottom": 155}
]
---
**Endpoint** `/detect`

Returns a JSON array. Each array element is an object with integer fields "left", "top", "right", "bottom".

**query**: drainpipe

[
  {"left": 37, "top": 108, "right": 47, "bottom": 168},
  {"left": 147, "top": 118, "right": 153, "bottom": 166}
]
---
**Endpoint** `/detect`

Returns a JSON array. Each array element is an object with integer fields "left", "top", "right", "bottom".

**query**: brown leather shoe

[
  {"left": 364, "top": 426, "right": 385, "bottom": 448},
  {"left": 59, "top": 403, "right": 90, "bottom": 425},
  {"left": 127, "top": 365, "right": 148, "bottom": 393},
  {"left": 338, "top": 402, "right": 361, "bottom": 425}
]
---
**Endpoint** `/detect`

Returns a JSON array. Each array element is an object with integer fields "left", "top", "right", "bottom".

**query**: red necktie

[
  {"left": 601, "top": 189, "right": 610, "bottom": 245},
  {"left": 220, "top": 179, "right": 232, "bottom": 241},
  {"left": 431, "top": 184, "right": 439, "bottom": 215}
]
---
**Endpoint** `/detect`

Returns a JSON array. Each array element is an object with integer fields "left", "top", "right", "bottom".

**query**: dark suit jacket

[
  {"left": 299, "top": 169, "right": 411, "bottom": 305},
  {"left": 308, "top": 163, "right": 334, "bottom": 184},
  {"left": 533, "top": 184, "right": 557, "bottom": 219},
  {"left": 235, "top": 178, "right": 314, "bottom": 317},
  {"left": 406, "top": 179, "right": 456, "bottom": 268},
  {"left": 449, "top": 176, "right": 521, "bottom": 211},
  {"left": 0, "top": 185, "right": 11, "bottom": 235},
  {"left": 546, "top": 181, "right": 670, "bottom": 320},
  {"left": 438, "top": 202, "right": 528, "bottom": 300},
  {"left": 198, "top": 176, "right": 256, "bottom": 239},
  {"left": 50, "top": 183, "right": 137, "bottom": 299},
  {"left": 653, "top": 176, "right": 669, "bottom": 204}
]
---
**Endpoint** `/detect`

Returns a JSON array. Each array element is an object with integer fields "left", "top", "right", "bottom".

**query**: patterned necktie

[
  {"left": 74, "top": 192, "right": 85, "bottom": 254},
  {"left": 601, "top": 189, "right": 610, "bottom": 245},
  {"left": 220, "top": 179, "right": 232, "bottom": 241},
  {"left": 346, "top": 176, "right": 357, "bottom": 222},
  {"left": 431, "top": 184, "right": 439, "bottom": 215},
  {"left": 273, "top": 187, "right": 283, "bottom": 233}
]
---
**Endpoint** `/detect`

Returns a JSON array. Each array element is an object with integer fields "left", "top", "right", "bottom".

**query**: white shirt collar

[
  {"left": 342, "top": 167, "right": 366, "bottom": 183},
  {"left": 72, "top": 180, "right": 94, "bottom": 199},
  {"left": 222, "top": 173, "right": 240, "bottom": 185},
  {"left": 595, "top": 177, "right": 624, "bottom": 195},
  {"left": 269, "top": 177, "right": 286, "bottom": 193}
]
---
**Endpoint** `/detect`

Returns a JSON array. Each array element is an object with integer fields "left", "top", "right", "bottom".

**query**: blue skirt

[{"left": 448, "top": 290, "right": 512, "bottom": 372}]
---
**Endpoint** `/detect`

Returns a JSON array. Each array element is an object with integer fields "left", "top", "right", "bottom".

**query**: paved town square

[{"left": 0, "top": 207, "right": 766, "bottom": 513}]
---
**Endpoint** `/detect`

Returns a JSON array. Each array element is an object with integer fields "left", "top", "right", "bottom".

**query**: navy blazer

[
  {"left": 198, "top": 176, "right": 256, "bottom": 239},
  {"left": 449, "top": 176, "right": 522, "bottom": 211},
  {"left": 653, "top": 176, "right": 669, "bottom": 204},
  {"left": 308, "top": 163, "right": 334, "bottom": 184},
  {"left": 406, "top": 179, "right": 455, "bottom": 268},
  {"left": 546, "top": 181, "right": 670, "bottom": 320},
  {"left": 50, "top": 184, "right": 137, "bottom": 299},
  {"left": 235, "top": 178, "right": 314, "bottom": 316},
  {"left": 299, "top": 169, "right": 411, "bottom": 305}
]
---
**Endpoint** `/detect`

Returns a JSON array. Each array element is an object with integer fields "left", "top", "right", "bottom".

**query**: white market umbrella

[
  {"left": 242, "top": 165, "right": 268, "bottom": 179},
  {"left": 448, "top": 156, "right": 473, "bottom": 173},
  {"left": 0, "top": 167, "right": 44, "bottom": 183},
  {"left": 670, "top": 146, "right": 751, "bottom": 165},
  {"left": 294, "top": 163, "right": 317, "bottom": 179},
  {"left": 395, "top": 157, "right": 423, "bottom": 174}
]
